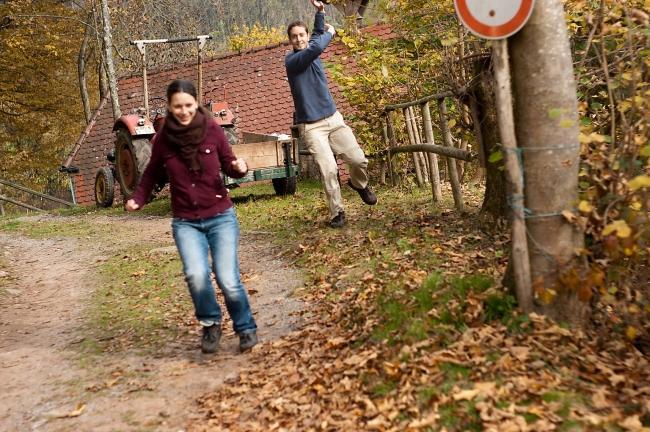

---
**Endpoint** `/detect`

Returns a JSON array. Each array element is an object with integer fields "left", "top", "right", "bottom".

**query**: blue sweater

[{"left": 285, "top": 12, "right": 337, "bottom": 124}]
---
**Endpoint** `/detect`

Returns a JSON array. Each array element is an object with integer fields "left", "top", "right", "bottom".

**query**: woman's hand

[
  {"left": 231, "top": 158, "right": 248, "bottom": 174},
  {"left": 125, "top": 199, "right": 140, "bottom": 212}
]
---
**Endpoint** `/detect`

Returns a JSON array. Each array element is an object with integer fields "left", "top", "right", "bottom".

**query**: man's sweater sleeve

[
  {"left": 285, "top": 33, "right": 332, "bottom": 73},
  {"left": 313, "top": 11, "right": 325, "bottom": 34}
]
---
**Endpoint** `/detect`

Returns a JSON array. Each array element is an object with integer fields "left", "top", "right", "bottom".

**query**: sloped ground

[
  {"left": 0, "top": 180, "right": 648, "bottom": 432},
  {"left": 189, "top": 184, "right": 650, "bottom": 431},
  {"left": 0, "top": 214, "right": 304, "bottom": 431}
]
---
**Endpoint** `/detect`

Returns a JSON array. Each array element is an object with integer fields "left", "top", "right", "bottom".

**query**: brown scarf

[{"left": 163, "top": 106, "right": 209, "bottom": 172}]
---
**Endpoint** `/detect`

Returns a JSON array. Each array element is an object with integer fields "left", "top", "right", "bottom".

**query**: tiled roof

[{"left": 70, "top": 23, "right": 394, "bottom": 206}]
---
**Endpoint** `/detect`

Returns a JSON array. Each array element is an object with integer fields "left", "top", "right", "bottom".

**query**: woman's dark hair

[
  {"left": 287, "top": 20, "right": 308, "bottom": 37},
  {"left": 166, "top": 79, "right": 197, "bottom": 102}
]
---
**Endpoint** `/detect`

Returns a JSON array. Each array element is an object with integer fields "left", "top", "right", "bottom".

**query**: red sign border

[{"left": 454, "top": 0, "right": 535, "bottom": 40}]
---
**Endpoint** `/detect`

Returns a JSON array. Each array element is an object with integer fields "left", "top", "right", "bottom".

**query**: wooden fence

[{"left": 376, "top": 89, "right": 477, "bottom": 212}]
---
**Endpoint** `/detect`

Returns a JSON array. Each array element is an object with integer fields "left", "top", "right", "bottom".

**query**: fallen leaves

[{"left": 187, "top": 194, "right": 649, "bottom": 432}]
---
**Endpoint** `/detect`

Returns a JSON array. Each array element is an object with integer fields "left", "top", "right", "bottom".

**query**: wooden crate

[{"left": 231, "top": 139, "right": 296, "bottom": 170}]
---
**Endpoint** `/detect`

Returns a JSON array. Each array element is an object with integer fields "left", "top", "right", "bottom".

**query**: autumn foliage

[
  {"left": 326, "top": 0, "right": 649, "bottom": 341},
  {"left": 0, "top": 1, "right": 87, "bottom": 191}
]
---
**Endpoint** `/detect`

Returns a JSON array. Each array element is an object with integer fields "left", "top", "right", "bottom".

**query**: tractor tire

[
  {"left": 115, "top": 128, "right": 152, "bottom": 199},
  {"left": 223, "top": 126, "right": 238, "bottom": 146},
  {"left": 95, "top": 166, "right": 115, "bottom": 207},
  {"left": 272, "top": 176, "right": 297, "bottom": 196}
]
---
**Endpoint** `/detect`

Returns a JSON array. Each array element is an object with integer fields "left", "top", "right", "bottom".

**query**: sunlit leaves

[
  {"left": 628, "top": 174, "right": 650, "bottom": 191},
  {"left": 227, "top": 24, "right": 285, "bottom": 52},
  {"left": 0, "top": 0, "right": 87, "bottom": 189}
]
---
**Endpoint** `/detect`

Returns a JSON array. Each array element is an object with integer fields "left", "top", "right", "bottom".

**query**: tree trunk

[
  {"left": 472, "top": 58, "right": 507, "bottom": 219},
  {"left": 509, "top": 0, "right": 587, "bottom": 324},
  {"left": 100, "top": 0, "right": 121, "bottom": 120},
  {"left": 78, "top": 17, "right": 92, "bottom": 124}
]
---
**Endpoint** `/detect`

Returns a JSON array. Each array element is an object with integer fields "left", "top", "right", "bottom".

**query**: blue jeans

[{"left": 171, "top": 207, "right": 256, "bottom": 334}]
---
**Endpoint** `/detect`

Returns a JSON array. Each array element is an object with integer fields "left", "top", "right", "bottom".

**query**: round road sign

[{"left": 453, "top": 0, "right": 535, "bottom": 40}]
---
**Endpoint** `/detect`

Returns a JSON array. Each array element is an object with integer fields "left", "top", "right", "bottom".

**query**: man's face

[{"left": 289, "top": 25, "right": 309, "bottom": 51}]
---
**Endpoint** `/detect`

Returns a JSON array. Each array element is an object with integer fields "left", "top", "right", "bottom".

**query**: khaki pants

[{"left": 302, "top": 111, "right": 369, "bottom": 219}]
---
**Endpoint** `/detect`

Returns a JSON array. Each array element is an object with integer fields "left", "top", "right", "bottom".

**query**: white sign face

[
  {"left": 454, "top": 0, "right": 535, "bottom": 40},
  {"left": 466, "top": 0, "right": 521, "bottom": 26}
]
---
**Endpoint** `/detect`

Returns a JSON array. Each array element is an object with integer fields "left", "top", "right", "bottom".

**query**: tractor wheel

[
  {"left": 94, "top": 166, "right": 115, "bottom": 208},
  {"left": 223, "top": 126, "right": 238, "bottom": 146},
  {"left": 115, "top": 128, "right": 152, "bottom": 199},
  {"left": 272, "top": 176, "right": 297, "bottom": 196}
]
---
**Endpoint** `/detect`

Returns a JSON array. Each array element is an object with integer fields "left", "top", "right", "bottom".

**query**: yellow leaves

[
  {"left": 560, "top": 119, "right": 576, "bottom": 128},
  {"left": 602, "top": 219, "right": 632, "bottom": 238},
  {"left": 578, "top": 200, "right": 593, "bottom": 213},
  {"left": 579, "top": 132, "right": 608, "bottom": 143},
  {"left": 625, "top": 326, "right": 638, "bottom": 341},
  {"left": 628, "top": 174, "right": 650, "bottom": 191},
  {"left": 228, "top": 24, "right": 285, "bottom": 52},
  {"left": 341, "top": 35, "right": 357, "bottom": 48}
]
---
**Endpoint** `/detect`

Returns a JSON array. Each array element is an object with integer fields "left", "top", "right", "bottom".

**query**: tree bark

[
  {"left": 472, "top": 57, "right": 507, "bottom": 218},
  {"left": 509, "top": 0, "right": 587, "bottom": 324},
  {"left": 78, "top": 17, "right": 92, "bottom": 124},
  {"left": 100, "top": 0, "right": 121, "bottom": 120}
]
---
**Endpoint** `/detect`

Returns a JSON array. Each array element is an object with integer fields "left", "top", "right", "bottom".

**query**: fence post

[
  {"left": 403, "top": 107, "right": 424, "bottom": 187},
  {"left": 438, "top": 97, "right": 465, "bottom": 212},
  {"left": 409, "top": 106, "right": 430, "bottom": 184},
  {"left": 384, "top": 111, "right": 397, "bottom": 186},
  {"left": 380, "top": 120, "right": 390, "bottom": 185},
  {"left": 421, "top": 102, "right": 443, "bottom": 202}
]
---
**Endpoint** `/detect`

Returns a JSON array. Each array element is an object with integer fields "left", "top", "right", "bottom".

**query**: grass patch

[
  {"left": 232, "top": 179, "right": 325, "bottom": 240},
  {"left": 439, "top": 362, "right": 472, "bottom": 394},
  {"left": 0, "top": 218, "right": 101, "bottom": 239},
  {"left": 438, "top": 401, "right": 482, "bottom": 431},
  {"left": 84, "top": 245, "right": 192, "bottom": 353},
  {"left": 370, "top": 379, "right": 398, "bottom": 397},
  {"left": 371, "top": 273, "right": 498, "bottom": 345}
]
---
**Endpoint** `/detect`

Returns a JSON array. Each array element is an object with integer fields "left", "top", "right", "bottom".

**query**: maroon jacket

[{"left": 130, "top": 120, "right": 246, "bottom": 219}]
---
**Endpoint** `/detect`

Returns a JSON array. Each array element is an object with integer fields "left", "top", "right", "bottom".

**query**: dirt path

[{"left": 0, "top": 215, "right": 304, "bottom": 431}]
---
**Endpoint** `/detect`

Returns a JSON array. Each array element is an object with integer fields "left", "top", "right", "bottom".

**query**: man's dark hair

[{"left": 287, "top": 20, "right": 308, "bottom": 37}]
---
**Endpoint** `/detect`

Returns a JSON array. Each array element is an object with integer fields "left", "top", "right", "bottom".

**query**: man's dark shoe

[
  {"left": 201, "top": 324, "right": 221, "bottom": 353},
  {"left": 347, "top": 180, "right": 377, "bottom": 205},
  {"left": 239, "top": 331, "right": 258, "bottom": 352},
  {"left": 329, "top": 211, "right": 346, "bottom": 228}
]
